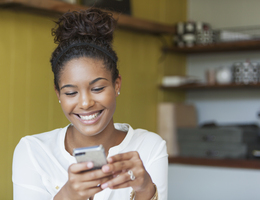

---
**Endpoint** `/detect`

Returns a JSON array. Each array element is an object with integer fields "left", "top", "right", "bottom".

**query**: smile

[{"left": 78, "top": 110, "right": 103, "bottom": 121}]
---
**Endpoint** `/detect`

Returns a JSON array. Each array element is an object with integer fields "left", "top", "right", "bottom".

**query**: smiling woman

[
  {"left": 56, "top": 57, "right": 119, "bottom": 139},
  {"left": 12, "top": 8, "right": 168, "bottom": 200}
]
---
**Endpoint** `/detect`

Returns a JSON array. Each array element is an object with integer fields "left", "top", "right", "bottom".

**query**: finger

[
  {"left": 77, "top": 186, "right": 103, "bottom": 198},
  {"left": 107, "top": 180, "right": 133, "bottom": 190},
  {"left": 101, "top": 171, "right": 134, "bottom": 189},
  {"left": 102, "top": 160, "right": 132, "bottom": 174},
  {"left": 67, "top": 174, "right": 114, "bottom": 198},
  {"left": 107, "top": 151, "right": 138, "bottom": 163},
  {"left": 112, "top": 171, "right": 123, "bottom": 178},
  {"left": 69, "top": 162, "right": 94, "bottom": 174},
  {"left": 86, "top": 175, "right": 114, "bottom": 188},
  {"left": 72, "top": 174, "right": 113, "bottom": 191},
  {"left": 76, "top": 168, "right": 114, "bottom": 182}
]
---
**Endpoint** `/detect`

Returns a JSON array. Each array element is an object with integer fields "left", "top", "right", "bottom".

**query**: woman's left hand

[{"left": 101, "top": 151, "right": 155, "bottom": 199}]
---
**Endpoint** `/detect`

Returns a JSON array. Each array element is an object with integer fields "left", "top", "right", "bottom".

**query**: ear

[{"left": 114, "top": 75, "right": 122, "bottom": 96}]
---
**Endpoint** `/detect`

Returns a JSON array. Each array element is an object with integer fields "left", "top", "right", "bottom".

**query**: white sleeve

[
  {"left": 146, "top": 140, "right": 168, "bottom": 200},
  {"left": 12, "top": 138, "right": 53, "bottom": 200}
]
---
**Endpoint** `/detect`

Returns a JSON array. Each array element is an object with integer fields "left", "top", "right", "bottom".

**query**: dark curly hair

[{"left": 50, "top": 8, "right": 119, "bottom": 92}]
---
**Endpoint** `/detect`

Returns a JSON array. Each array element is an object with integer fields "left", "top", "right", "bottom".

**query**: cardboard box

[{"left": 157, "top": 103, "right": 197, "bottom": 156}]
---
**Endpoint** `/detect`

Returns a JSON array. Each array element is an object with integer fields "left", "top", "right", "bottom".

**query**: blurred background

[{"left": 1, "top": 0, "right": 260, "bottom": 199}]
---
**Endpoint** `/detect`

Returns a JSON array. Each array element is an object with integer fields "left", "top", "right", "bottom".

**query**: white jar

[{"left": 215, "top": 67, "right": 233, "bottom": 84}]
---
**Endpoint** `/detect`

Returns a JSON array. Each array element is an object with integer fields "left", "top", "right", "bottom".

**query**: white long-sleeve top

[{"left": 12, "top": 123, "right": 168, "bottom": 200}]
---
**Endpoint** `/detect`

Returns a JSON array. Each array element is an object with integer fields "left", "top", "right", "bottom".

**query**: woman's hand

[
  {"left": 101, "top": 151, "right": 155, "bottom": 200},
  {"left": 54, "top": 162, "right": 113, "bottom": 200}
]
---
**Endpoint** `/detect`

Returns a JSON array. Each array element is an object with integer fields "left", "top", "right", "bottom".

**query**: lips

[{"left": 75, "top": 110, "right": 103, "bottom": 122}]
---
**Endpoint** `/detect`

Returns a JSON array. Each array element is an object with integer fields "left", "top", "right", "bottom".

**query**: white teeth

[{"left": 79, "top": 112, "right": 99, "bottom": 120}]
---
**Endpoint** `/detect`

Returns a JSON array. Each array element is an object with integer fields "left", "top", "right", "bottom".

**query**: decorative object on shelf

[
  {"left": 215, "top": 66, "right": 233, "bottom": 84},
  {"left": 59, "top": 0, "right": 78, "bottom": 4},
  {"left": 232, "top": 60, "right": 260, "bottom": 84},
  {"left": 205, "top": 69, "right": 216, "bottom": 85},
  {"left": 163, "top": 40, "right": 260, "bottom": 54},
  {"left": 214, "top": 25, "right": 260, "bottom": 43},
  {"left": 161, "top": 75, "right": 200, "bottom": 87},
  {"left": 81, "top": 0, "right": 132, "bottom": 15},
  {"left": 202, "top": 60, "right": 260, "bottom": 87},
  {"left": 170, "top": 24, "right": 260, "bottom": 51},
  {"left": 214, "top": 30, "right": 253, "bottom": 42},
  {"left": 177, "top": 126, "right": 260, "bottom": 159},
  {"left": 196, "top": 29, "right": 215, "bottom": 45},
  {"left": 157, "top": 103, "right": 197, "bottom": 156},
  {"left": 173, "top": 21, "right": 212, "bottom": 47}
]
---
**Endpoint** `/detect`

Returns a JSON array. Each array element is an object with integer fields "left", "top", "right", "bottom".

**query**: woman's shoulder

[
  {"left": 115, "top": 123, "right": 165, "bottom": 144},
  {"left": 133, "top": 127, "right": 163, "bottom": 142},
  {"left": 23, "top": 127, "right": 64, "bottom": 141},
  {"left": 115, "top": 123, "right": 167, "bottom": 164},
  {"left": 15, "top": 125, "right": 68, "bottom": 151}
]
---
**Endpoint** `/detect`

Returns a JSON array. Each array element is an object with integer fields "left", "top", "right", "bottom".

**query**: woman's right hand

[{"left": 54, "top": 162, "right": 113, "bottom": 200}]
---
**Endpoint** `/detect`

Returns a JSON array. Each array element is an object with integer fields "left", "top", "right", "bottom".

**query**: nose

[{"left": 79, "top": 93, "right": 95, "bottom": 109}]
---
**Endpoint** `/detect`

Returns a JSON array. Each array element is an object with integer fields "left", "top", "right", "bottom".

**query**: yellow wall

[
  {"left": 114, "top": 0, "right": 187, "bottom": 129},
  {"left": 0, "top": 1, "right": 186, "bottom": 199},
  {"left": 0, "top": 11, "right": 68, "bottom": 199}
]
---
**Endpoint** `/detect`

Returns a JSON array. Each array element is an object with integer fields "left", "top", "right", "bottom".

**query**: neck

[{"left": 65, "top": 121, "right": 125, "bottom": 156}]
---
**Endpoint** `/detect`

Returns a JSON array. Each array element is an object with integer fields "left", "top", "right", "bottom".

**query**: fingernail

[
  {"left": 101, "top": 183, "right": 108, "bottom": 189},
  {"left": 87, "top": 162, "right": 94, "bottom": 168},
  {"left": 102, "top": 165, "right": 110, "bottom": 172},
  {"left": 107, "top": 157, "right": 113, "bottom": 163}
]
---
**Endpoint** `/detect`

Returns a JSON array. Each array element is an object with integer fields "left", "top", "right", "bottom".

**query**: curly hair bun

[{"left": 52, "top": 8, "right": 117, "bottom": 45}]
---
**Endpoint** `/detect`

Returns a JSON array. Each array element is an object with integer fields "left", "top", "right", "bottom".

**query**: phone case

[{"left": 73, "top": 145, "right": 107, "bottom": 170}]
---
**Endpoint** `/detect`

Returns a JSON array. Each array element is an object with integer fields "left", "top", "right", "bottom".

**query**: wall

[
  {"left": 188, "top": 0, "right": 260, "bottom": 28},
  {"left": 0, "top": 1, "right": 187, "bottom": 199},
  {"left": 0, "top": 11, "right": 67, "bottom": 199},
  {"left": 168, "top": 1, "right": 260, "bottom": 199}
]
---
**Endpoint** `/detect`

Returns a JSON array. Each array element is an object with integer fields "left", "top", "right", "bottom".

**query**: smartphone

[{"left": 73, "top": 145, "right": 107, "bottom": 170}]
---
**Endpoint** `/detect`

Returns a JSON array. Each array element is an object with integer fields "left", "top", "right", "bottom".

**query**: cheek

[
  {"left": 97, "top": 91, "right": 117, "bottom": 108},
  {"left": 60, "top": 98, "right": 77, "bottom": 113}
]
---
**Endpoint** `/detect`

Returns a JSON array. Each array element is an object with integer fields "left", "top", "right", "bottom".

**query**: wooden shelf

[
  {"left": 160, "top": 83, "right": 260, "bottom": 90},
  {"left": 163, "top": 40, "right": 260, "bottom": 54},
  {"left": 0, "top": 0, "right": 176, "bottom": 35},
  {"left": 169, "top": 156, "right": 260, "bottom": 170}
]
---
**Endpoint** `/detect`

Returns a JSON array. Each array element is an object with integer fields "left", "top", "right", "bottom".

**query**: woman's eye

[
  {"left": 65, "top": 92, "right": 77, "bottom": 96},
  {"left": 92, "top": 87, "right": 105, "bottom": 92}
]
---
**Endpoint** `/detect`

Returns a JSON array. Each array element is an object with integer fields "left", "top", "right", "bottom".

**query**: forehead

[{"left": 60, "top": 57, "right": 111, "bottom": 83}]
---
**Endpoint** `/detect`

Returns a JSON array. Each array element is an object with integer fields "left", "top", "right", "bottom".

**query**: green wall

[{"left": 0, "top": 1, "right": 186, "bottom": 199}]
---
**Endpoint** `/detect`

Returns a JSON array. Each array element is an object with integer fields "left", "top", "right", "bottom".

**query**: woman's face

[{"left": 55, "top": 57, "right": 121, "bottom": 137}]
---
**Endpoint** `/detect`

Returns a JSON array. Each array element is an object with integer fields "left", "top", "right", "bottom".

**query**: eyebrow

[
  {"left": 89, "top": 77, "right": 109, "bottom": 85},
  {"left": 60, "top": 84, "right": 77, "bottom": 90},
  {"left": 60, "top": 78, "right": 108, "bottom": 90}
]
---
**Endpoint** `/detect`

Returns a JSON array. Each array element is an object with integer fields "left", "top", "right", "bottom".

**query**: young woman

[{"left": 12, "top": 8, "right": 168, "bottom": 200}]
